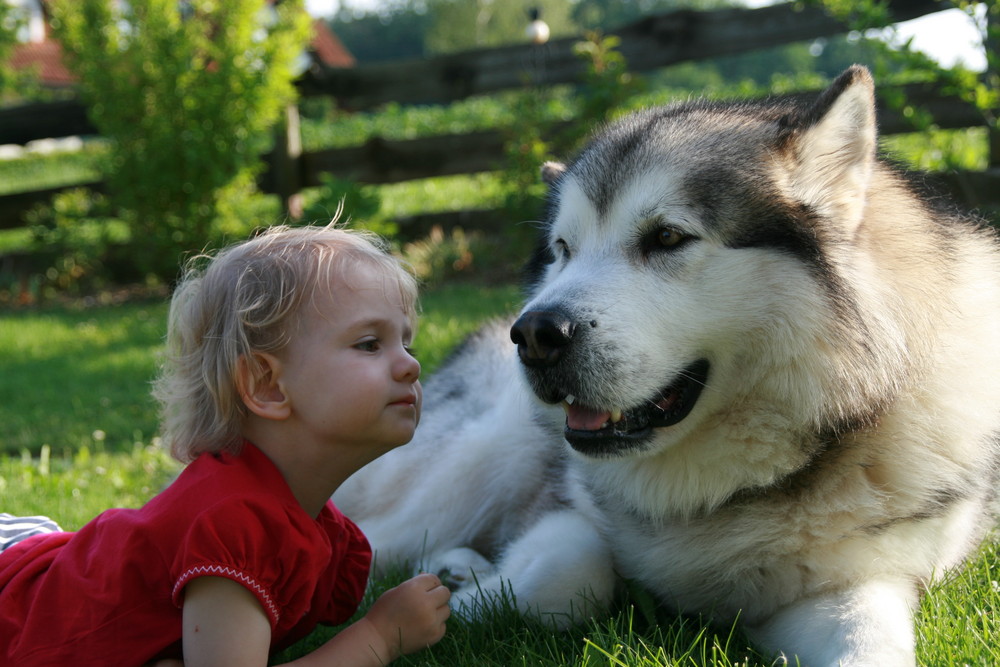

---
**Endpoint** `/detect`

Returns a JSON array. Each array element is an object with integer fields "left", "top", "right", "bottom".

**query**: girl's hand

[{"left": 363, "top": 573, "right": 451, "bottom": 660}]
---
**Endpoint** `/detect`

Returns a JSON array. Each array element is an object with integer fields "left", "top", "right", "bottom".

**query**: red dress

[{"left": 0, "top": 442, "right": 372, "bottom": 666}]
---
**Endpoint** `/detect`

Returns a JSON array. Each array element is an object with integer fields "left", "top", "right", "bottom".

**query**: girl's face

[{"left": 276, "top": 263, "right": 421, "bottom": 459}]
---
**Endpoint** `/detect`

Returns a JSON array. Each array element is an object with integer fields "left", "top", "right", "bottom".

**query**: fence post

[{"left": 272, "top": 103, "right": 304, "bottom": 220}]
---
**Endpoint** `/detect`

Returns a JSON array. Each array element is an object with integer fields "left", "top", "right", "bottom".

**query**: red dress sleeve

[{"left": 169, "top": 496, "right": 338, "bottom": 633}]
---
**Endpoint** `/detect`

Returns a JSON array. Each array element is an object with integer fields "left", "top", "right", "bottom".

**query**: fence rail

[{"left": 0, "top": 0, "right": 995, "bottom": 239}]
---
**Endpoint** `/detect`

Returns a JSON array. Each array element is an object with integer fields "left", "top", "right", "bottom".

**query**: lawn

[{"left": 1, "top": 283, "right": 997, "bottom": 666}]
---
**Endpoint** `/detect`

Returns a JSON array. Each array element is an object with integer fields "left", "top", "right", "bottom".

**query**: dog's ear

[
  {"left": 782, "top": 65, "right": 876, "bottom": 236},
  {"left": 541, "top": 161, "right": 567, "bottom": 185}
]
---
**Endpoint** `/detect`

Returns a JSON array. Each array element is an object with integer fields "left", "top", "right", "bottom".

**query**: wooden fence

[{"left": 0, "top": 0, "right": 996, "bottom": 238}]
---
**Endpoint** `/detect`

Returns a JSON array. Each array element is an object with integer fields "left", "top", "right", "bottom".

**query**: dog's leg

[
  {"left": 449, "top": 509, "right": 616, "bottom": 629},
  {"left": 745, "top": 578, "right": 917, "bottom": 667},
  {"left": 428, "top": 546, "right": 496, "bottom": 589}
]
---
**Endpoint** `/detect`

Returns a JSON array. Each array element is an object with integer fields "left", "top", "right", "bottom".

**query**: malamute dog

[{"left": 335, "top": 66, "right": 1000, "bottom": 666}]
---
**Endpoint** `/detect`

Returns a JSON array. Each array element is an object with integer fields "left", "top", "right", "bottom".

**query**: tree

[
  {"left": 0, "top": 2, "right": 18, "bottom": 97},
  {"left": 48, "top": 0, "right": 312, "bottom": 279},
  {"left": 0, "top": 1, "right": 35, "bottom": 102}
]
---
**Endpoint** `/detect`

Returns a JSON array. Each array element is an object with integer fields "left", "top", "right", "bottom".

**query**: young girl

[{"left": 0, "top": 225, "right": 451, "bottom": 666}]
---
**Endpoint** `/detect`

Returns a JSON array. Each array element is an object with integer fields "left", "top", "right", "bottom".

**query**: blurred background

[{"left": 1, "top": 0, "right": 996, "bottom": 306}]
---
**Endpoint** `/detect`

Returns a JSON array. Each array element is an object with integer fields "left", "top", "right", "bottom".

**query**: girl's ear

[{"left": 236, "top": 353, "right": 291, "bottom": 421}]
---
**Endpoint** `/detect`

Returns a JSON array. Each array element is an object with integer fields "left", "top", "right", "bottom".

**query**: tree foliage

[
  {"left": 0, "top": 2, "right": 19, "bottom": 97},
  {"left": 48, "top": 0, "right": 311, "bottom": 279},
  {"left": 0, "top": 1, "right": 36, "bottom": 102}
]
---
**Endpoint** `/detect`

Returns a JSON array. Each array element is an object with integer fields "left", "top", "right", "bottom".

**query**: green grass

[
  {"left": 275, "top": 574, "right": 771, "bottom": 666},
  {"left": 0, "top": 299, "right": 168, "bottom": 455},
  {"left": 916, "top": 538, "right": 1000, "bottom": 666},
  {"left": 0, "top": 443, "right": 181, "bottom": 530},
  {"left": 1, "top": 284, "right": 998, "bottom": 666}
]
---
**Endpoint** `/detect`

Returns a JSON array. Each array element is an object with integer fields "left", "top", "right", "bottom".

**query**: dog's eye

[
  {"left": 554, "top": 238, "right": 571, "bottom": 260},
  {"left": 658, "top": 228, "right": 688, "bottom": 248},
  {"left": 642, "top": 227, "right": 692, "bottom": 256}
]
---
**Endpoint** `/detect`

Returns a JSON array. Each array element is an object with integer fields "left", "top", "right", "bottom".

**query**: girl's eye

[
  {"left": 355, "top": 339, "right": 380, "bottom": 352},
  {"left": 404, "top": 345, "right": 417, "bottom": 359}
]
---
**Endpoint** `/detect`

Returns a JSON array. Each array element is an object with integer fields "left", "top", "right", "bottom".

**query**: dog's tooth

[
  {"left": 565, "top": 394, "right": 576, "bottom": 405},
  {"left": 611, "top": 409, "right": 623, "bottom": 423}
]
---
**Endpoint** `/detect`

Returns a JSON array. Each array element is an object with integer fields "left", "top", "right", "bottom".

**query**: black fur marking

[
  {"left": 719, "top": 429, "right": 839, "bottom": 507},
  {"left": 682, "top": 166, "right": 828, "bottom": 266},
  {"left": 861, "top": 487, "right": 971, "bottom": 535},
  {"left": 573, "top": 116, "right": 658, "bottom": 219},
  {"left": 567, "top": 102, "right": 735, "bottom": 220}
]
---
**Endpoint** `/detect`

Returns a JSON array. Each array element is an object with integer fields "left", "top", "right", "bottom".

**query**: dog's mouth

[{"left": 558, "top": 359, "right": 710, "bottom": 457}]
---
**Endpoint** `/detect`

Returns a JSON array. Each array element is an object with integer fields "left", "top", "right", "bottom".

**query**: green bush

[
  {"left": 298, "top": 174, "right": 398, "bottom": 239},
  {"left": 0, "top": 2, "right": 38, "bottom": 102},
  {"left": 49, "top": 0, "right": 311, "bottom": 280},
  {"left": 25, "top": 188, "right": 135, "bottom": 296}
]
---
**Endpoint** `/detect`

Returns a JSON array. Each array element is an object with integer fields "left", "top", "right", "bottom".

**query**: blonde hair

[{"left": 153, "top": 224, "right": 419, "bottom": 463}]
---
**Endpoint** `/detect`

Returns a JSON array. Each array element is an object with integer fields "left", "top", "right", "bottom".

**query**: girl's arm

[
  {"left": 181, "top": 573, "right": 450, "bottom": 667},
  {"left": 181, "top": 576, "right": 272, "bottom": 667}
]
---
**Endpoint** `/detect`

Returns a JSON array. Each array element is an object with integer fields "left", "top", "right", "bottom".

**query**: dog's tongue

[{"left": 565, "top": 404, "right": 611, "bottom": 431}]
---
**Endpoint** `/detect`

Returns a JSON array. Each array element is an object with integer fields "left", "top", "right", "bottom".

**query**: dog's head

[{"left": 511, "top": 66, "right": 901, "bottom": 461}]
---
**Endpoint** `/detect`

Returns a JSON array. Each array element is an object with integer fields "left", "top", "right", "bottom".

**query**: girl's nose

[{"left": 397, "top": 347, "right": 421, "bottom": 382}]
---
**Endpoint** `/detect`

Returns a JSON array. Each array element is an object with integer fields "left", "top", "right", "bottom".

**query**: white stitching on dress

[{"left": 174, "top": 564, "right": 280, "bottom": 626}]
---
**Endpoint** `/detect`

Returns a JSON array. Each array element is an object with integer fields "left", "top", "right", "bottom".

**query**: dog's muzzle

[{"left": 511, "top": 309, "right": 711, "bottom": 457}]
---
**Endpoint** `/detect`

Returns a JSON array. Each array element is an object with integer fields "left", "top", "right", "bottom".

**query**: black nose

[{"left": 510, "top": 310, "right": 576, "bottom": 367}]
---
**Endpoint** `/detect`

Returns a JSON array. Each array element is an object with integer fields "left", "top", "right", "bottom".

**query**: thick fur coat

[{"left": 335, "top": 66, "right": 1000, "bottom": 666}]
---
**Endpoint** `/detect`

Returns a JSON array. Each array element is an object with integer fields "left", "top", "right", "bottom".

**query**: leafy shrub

[
  {"left": 401, "top": 225, "right": 477, "bottom": 286},
  {"left": 0, "top": 2, "right": 38, "bottom": 102},
  {"left": 297, "top": 174, "right": 398, "bottom": 239},
  {"left": 25, "top": 188, "right": 135, "bottom": 297},
  {"left": 49, "top": 0, "right": 312, "bottom": 280}
]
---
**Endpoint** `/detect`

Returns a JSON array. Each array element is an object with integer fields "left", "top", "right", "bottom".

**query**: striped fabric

[{"left": 0, "top": 514, "right": 62, "bottom": 552}]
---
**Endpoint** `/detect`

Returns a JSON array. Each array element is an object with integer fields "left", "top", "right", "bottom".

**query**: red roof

[
  {"left": 310, "top": 18, "right": 355, "bottom": 68},
  {"left": 10, "top": 40, "right": 74, "bottom": 88}
]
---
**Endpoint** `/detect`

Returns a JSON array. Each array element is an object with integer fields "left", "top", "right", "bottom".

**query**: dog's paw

[{"left": 426, "top": 547, "right": 495, "bottom": 590}]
